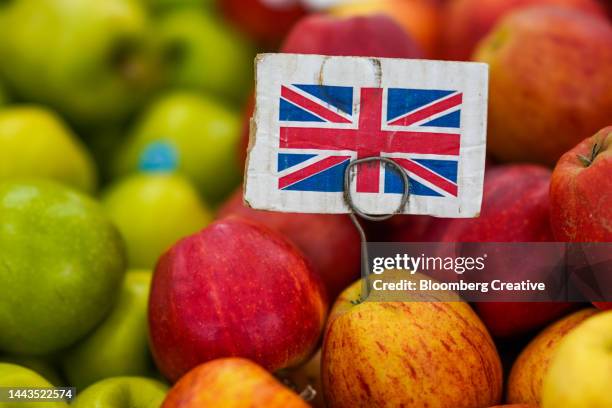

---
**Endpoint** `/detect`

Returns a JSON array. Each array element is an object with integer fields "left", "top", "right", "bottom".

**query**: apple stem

[{"left": 577, "top": 141, "right": 603, "bottom": 167}]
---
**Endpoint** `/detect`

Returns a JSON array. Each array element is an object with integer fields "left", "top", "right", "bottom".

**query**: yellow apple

[
  {"left": 508, "top": 308, "right": 599, "bottom": 405},
  {"left": 0, "top": 363, "right": 68, "bottom": 408},
  {"left": 0, "top": 107, "right": 96, "bottom": 192},
  {"left": 322, "top": 274, "right": 503, "bottom": 407},
  {"left": 542, "top": 310, "right": 612, "bottom": 407}
]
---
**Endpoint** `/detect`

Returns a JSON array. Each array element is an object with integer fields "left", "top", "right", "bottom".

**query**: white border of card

[{"left": 245, "top": 53, "right": 488, "bottom": 217}]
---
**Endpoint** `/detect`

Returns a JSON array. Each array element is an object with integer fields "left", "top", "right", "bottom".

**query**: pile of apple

[{"left": 0, "top": 0, "right": 611, "bottom": 407}]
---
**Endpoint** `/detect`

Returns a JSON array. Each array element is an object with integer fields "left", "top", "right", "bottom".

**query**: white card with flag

[{"left": 244, "top": 53, "right": 488, "bottom": 217}]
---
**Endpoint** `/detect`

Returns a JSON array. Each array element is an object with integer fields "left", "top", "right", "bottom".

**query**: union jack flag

[{"left": 277, "top": 84, "right": 462, "bottom": 197}]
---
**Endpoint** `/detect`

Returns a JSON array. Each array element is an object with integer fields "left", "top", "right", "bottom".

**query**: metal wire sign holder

[{"left": 343, "top": 157, "right": 410, "bottom": 303}]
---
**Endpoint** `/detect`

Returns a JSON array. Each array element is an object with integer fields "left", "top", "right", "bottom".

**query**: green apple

[
  {"left": 71, "top": 377, "right": 168, "bottom": 408},
  {"left": 0, "top": 363, "right": 68, "bottom": 408},
  {"left": 145, "top": 0, "right": 214, "bottom": 13},
  {"left": 0, "top": 0, "right": 160, "bottom": 126},
  {"left": 0, "top": 356, "right": 62, "bottom": 386},
  {"left": 61, "top": 270, "right": 155, "bottom": 389},
  {"left": 155, "top": 8, "right": 254, "bottom": 104},
  {"left": 114, "top": 92, "right": 242, "bottom": 204},
  {"left": 102, "top": 173, "right": 212, "bottom": 268},
  {"left": 0, "top": 107, "right": 97, "bottom": 192},
  {"left": 0, "top": 180, "right": 126, "bottom": 355},
  {"left": 542, "top": 311, "right": 612, "bottom": 407}
]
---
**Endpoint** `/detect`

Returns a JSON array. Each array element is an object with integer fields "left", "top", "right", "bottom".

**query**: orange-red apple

[
  {"left": 217, "top": 188, "right": 360, "bottom": 300},
  {"left": 507, "top": 308, "right": 598, "bottom": 405},
  {"left": 161, "top": 358, "right": 308, "bottom": 408},
  {"left": 550, "top": 126, "right": 612, "bottom": 242},
  {"left": 329, "top": 0, "right": 442, "bottom": 57},
  {"left": 322, "top": 279, "right": 503, "bottom": 407},
  {"left": 441, "top": 0, "right": 605, "bottom": 60},
  {"left": 474, "top": 6, "right": 612, "bottom": 166},
  {"left": 148, "top": 218, "right": 328, "bottom": 382}
]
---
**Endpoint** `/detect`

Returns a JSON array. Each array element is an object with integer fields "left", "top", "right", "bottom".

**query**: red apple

[
  {"left": 440, "top": 0, "right": 605, "bottom": 60},
  {"left": 218, "top": 188, "right": 360, "bottom": 300},
  {"left": 386, "top": 215, "right": 452, "bottom": 242},
  {"left": 161, "top": 358, "right": 309, "bottom": 407},
  {"left": 148, "top": 217, "right": 328, "bottom": 382},
  {"left": 282, "top": 13, "right": 423, "bottom": 58},
  {"left": 550, "top": 126, "right": 612, "bottom": 242},
  {"left": 219, "top": 0, "right": 306, "bottom": 46},
  {"left": 549, "top": 127, "right": 612, "bottom": 310},
  {"left": 391, "top": 165, "right": 553, "bottom": 242},
  {"left": 433, "top": 165, "right": 574, "bottom": 337},
  {"left": 387, "top": 159, "right": 496, "bottom": 241},
  {"left": 439, "top": 165, "right": 554, "bottom": 241},
  {"left": 474, "top": 6, "right": 612, "bottom": 166}
]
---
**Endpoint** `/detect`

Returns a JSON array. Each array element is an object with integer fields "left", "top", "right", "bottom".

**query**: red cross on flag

[{"left": 245, "top": 54, "right": 488, "bottom": 217}]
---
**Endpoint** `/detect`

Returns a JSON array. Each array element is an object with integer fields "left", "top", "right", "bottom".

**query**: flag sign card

[{"left": 245, "top": 53, "right": 488, "bottom": 217}]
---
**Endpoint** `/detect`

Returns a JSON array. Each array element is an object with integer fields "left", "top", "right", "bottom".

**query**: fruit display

[{"left": 0, "top": 0, "right": 610, "bottom": 406}]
